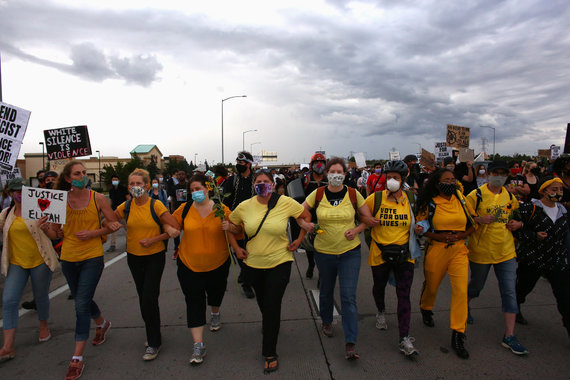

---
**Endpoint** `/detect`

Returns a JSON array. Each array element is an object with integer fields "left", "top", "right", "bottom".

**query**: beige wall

[{"left": 132, "top": 147, "right": 164, "bottom": 170}]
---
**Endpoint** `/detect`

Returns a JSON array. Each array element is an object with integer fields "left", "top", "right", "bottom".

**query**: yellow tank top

[
  {"left": 61, "top": 191, "right": 104, "bottom": 262},
  {"left": 9, "top": 217, "right": 44, "bottom": 268}
]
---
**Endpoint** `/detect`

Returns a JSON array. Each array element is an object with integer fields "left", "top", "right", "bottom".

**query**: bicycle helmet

[
  {"left": 383, "top": 160, "right": 409, "bottom": 179},
  {"left": 310, "top": 152, "right": 326, "bottom": 163}
]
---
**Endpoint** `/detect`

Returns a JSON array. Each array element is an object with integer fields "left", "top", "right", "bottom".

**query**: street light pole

[
  {"left": 242, "top": 129, "right": 257, "bottom": 151},
  {"left": 96, "top": 150, "right": 101, "bottom": 188},
  {"left": 413, "top": 142, "right": 422, "bottom": 155},
  {"left": 39, "top": 142, "right": 45, "bottom": 170},
  {"left": 480, "top": 125, "right": 496, "bottom": 156},
  {"left": 221, "top": 95, "right": 247, "bottom": 165},
  {"left": 250, "top": 142, "right": 261, "bottom": 154},
  {"left": 194, "top": 153, "right": 198, "bottom": 167}
]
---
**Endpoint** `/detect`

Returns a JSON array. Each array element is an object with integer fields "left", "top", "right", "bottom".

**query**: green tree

[
  {"left": 146, "top": 158, "right": 160, "bottom": 180},
  {"left": 123, "top": 156, "right": 145, "bottom": 179}
]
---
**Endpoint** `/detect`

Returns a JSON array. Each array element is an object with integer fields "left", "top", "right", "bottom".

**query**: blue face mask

[
  {"left": 191, "top": 190, "right": 206, "bottom": 203},
  {"left": 72, "top": 176, "right": 88, "bottom": 189}
]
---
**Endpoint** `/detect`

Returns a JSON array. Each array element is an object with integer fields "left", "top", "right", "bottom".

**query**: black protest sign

[
  {"left": 44, "top": 125, "right": 92, "bottom": 160},
  {"left": 446, "top": 124, "right": 470, "bottom": 149},
  {"left": 0, "top": 101, "right": 31, "bottom": 171}
]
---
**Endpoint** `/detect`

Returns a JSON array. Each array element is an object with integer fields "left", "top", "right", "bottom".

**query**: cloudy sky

[{"left": 1, "top": 0, "right": 569, "bottom": 165}]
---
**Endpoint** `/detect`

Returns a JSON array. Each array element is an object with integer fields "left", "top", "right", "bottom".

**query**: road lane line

[{"left": 0, "top": 252, "right": 127, "bottom": 328}]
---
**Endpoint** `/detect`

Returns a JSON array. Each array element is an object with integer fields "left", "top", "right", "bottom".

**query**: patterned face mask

[
  {"left": 546, "top": 192, "right": 563, "bottom": 202},
  {"left": 438, "top": 182, "right": 457, "bottom": 196},
  {"left": 327, "top": 173, "right": 345, "bottom": 187},
  {"left": 254, "top": 182, "right": 273, "bottom": 197},
  {"left": 129, "top": 186, "right": 146, "bottom": 198}
]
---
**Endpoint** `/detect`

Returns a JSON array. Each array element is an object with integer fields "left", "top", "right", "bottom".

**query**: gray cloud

[{"left": 1, "top": 0, "right": 569, "bottom": 157}]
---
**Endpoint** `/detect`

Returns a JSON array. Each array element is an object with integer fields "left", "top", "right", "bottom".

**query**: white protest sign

[
  {"left": 434, "top": 142, "right": 452, "bottom": 163},
  {"left": 0, "top": 168, "right": 22, "bottom": 187},
  {"left": 354, "top": 152, "right": 367, "bottom": 168},
  {"left": 389, "top": 151, "right": 401, "bottom": 160},
  {"left": 551, "top": 146, "right": 561, "bottom": 159},
  {"left": 21, "top": 186, "right": 68, "bottom": 224},
  {"left": 0, "top": 102, "right": 31, "bottom": 171}
]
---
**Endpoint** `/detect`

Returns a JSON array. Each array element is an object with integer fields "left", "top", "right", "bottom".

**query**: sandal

[
  {"left": 263, "top": 356, "right": 279, "bottom": 373},
  {"left": 0, "top": 348, "right": 15, "bottom": 363}
]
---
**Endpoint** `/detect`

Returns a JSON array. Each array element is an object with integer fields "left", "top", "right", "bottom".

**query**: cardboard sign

[
  {"left": 420, "top": 149, "right": 436, "bottom": 171},
  {"left": 354, "top": 152, "right": 366, "bottom": 168},
  {"left": 389, "top": 151, "right": 400, "bottom": 161},
  {"left": 446, "top": 124, "right": 470, "bottom": 148},
  {"left": 0, "top": 102, "right": 31, "bottom": 171},
  {"left": 21, "top": 186, "right": 67, "bottom": 224},
  {"left": 458, "top": 148, "right": 475, "bottom": 163},
  {"left": 538, "top": 149, "right": 551, "bottom": 158},
  {"left": 551, "top": 146, "right": 561, "bottom": 160},
  {"left": 434, "top": 142, "right": 453, "bottom": 162},
  {"left": 44, "top": 125, "right": 92, "bottom": 160},
  {"left": 0, "top": 168, "right": 22, "bottom": 187}
]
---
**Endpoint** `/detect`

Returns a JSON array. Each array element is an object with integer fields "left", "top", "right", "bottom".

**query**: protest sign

[
  {"left": 551, "top": 146, "right": 561, "bottom": 160},
  {"left": 389, "top": 151, "right": 400, "bottom": 161},
  {"left": 458, "top": 148, "right": 475, "bottom": 163},
  {"left": 44, "top": 125, "right": 92, "bottom": 160},
  {"left": 434, "top": 142, "right": 453, "bottom": 163},
  {"left": 354, "top": 152, "right": 366, "bottom": 168},
  {"left": 565, "top": 123, "right": 570, "bottom": 154},
  {"left": 21, "top": 186, "right": 67, "bottom": 224},
  {"left": 538, "top": 149, "right": 551, "bottom": 158},
  {"left": 0, "top": 101, "right": 31, "bottom": 171},
  {"left": 420, "top": 149, "right": 436, "bottom": 171},
  {"left": 446, "top": 124, "right": 470, "bottom": 148},
  {"left": 0, "top": 168, "right": 22, "bottom": 187}
]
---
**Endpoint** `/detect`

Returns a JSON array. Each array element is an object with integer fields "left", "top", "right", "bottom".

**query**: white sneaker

[
  {"left": 399, "top": 336, "right": 419, "bottom": 356},
  {"left": 376, "top": 312, "right": 388, "bottom": 330}
]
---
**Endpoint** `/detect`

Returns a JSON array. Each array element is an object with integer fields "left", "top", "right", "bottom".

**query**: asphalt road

[{"left": 1, "top": 230, "right": 569, "bottom": 379}]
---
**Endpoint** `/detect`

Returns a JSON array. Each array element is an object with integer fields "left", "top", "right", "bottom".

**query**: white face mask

[
  {"left": 327, "top": 173, "right": 345, "bottom": 187},
  {"left": 479, "top": 169, "right": 486, "bottom": 175},
  {"left": 386, "top": 178, "right": 401, "bottom": 192}
]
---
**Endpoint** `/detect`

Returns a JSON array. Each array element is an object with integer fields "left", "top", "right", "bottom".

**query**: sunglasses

[{"left": 255, "top": 168, "right": 272, "bottom": 175}]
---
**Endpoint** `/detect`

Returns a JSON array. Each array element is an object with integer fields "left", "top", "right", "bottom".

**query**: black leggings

[
  {"left": 177, "top": 258, "right": 230, "bottom": 328},
  {"left": 127, "top": 251, "right": 166, "bottom": 348},
  {"left": 516, "top": 262, "right": 570, "bottom": 337},
  {"left": 244, "top": 261, "right": 292, "bottom": 357}
]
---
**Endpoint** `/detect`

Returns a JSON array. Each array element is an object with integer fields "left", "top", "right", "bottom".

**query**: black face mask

[
  {"left": 530, "top": 168, "right": 541, "bottom": 176},
  {"left": 236, "top": 163, "right": 248, "bottom": 173},
  {"left": 438, "top": 182, "right": 457, "bottom": 196},
  {"left": 45, "top": 182, "right": 54, "bottom": 189}
]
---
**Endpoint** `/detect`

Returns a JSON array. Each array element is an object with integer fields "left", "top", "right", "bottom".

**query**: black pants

[
  {"left": 127, "top": 251, "right": 165, "bottom": 348},
  {"left": 516, "top": 262, "right": 570, "bottom": 337},
  {"left": 244, "top": 261, "right": 292, "bottom": 357},
  {"left": 177, "top": 258, "right": 230, "bottom": 328}
]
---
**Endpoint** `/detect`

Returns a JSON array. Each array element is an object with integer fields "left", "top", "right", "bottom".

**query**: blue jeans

[
  {"left": 61, "top": 256, "right": 104, "bottom": 341},
  {"left": 315, "top": 248, "right": 361, "bottom": 344},
  {"left": 468, "top": 257, "right": 519, "bottom": 314},
  {"left": 2, "top": 263, "right": 52, "bottom": 329}
]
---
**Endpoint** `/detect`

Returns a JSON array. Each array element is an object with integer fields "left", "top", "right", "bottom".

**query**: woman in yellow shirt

[
  {"left": 415, "top": 168, "right": 475, "bottom": 359},
  {"left": 115, "top": 169, "right": 179, "bottom": 361},
  {"left": 302, "top": 157, "right": 373, "bottom": 360},
  {"left": 229, "top": 169, "right": 311, "bottom": 373},
  {"left": 0, "top": 178, "right": 59, "bottom": 362},
  {"left": 173, "top": 173, "right": 236, "bottom": 366},
  {"left": 55, "top": 161, "right": 121, "bottom": 380}
]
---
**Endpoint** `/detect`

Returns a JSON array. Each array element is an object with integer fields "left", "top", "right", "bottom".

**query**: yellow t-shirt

[
  {"left": 365, "top": 191, "right": 413, "bottom": 266},
  {"left": 116, "top": 198, "right": 169, "bottom": 256},
  {"left": 305, "top": 187, "right": 366, "bottom": 255},
  {"left": 466, "top": 184, "right": 518, "bottom": 264},
  {"left": 8, "top": 217, "right": 44, "bottom": 268},
  {"left": 229, "top": 195, "right": 304, "bottom": 269},
  {"left": 61, "top": 191, "right": 104, "bottom": 262},
  {"left": 173, "top": 202, "right": 231, "bottom": 272}
]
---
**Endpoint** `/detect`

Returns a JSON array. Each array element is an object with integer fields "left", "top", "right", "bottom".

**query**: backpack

[
  {"left": 314, "top": 186, "right": 358, "bottom": 212},
  {"left": 364, "top": 189, "right": 415, "bottom": 248},
  {"left": 124, "top": 198, "right": 167, "bottom": 250},
  {"left": 475, "top": 187, "right": 513, "bottom": 212}
]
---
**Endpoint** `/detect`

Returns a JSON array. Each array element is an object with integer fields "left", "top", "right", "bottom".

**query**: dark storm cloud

[{"left": 1, "top": 0, "right": 569, "bottom": 148}]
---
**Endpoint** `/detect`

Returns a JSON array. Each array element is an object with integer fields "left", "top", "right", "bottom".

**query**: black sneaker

[
  {"left": 21, "top": 300, "right": 37, "bottom": 310},
  {"left": 305, "top": 267, "right": 314, "bottom": 279},
  {"left": 421, "top": 309, "right": 434, "bottom": 327},
  {"left": 242, "top": 285, "right": 255, "bottom": 299},
  {"left": 516, "top": 312, "right": 528, "bottom": 325},
  {"left": 451, "top": 330, "right": 469, "bottom": 359}
]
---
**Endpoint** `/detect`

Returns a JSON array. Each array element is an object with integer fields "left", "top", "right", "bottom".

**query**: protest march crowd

[{"left": 0, "top": 149, "right": 569, "bottom": 380}]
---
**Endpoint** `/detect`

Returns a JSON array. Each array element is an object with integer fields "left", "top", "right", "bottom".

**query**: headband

[{"left": 539, "top": 177, "right": 563, "bottom": 193}]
